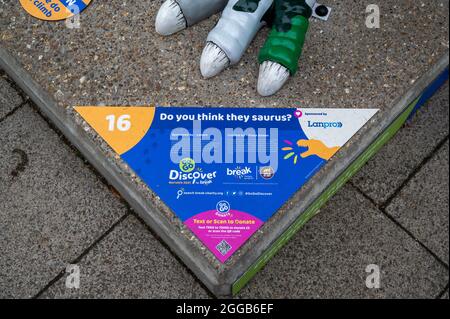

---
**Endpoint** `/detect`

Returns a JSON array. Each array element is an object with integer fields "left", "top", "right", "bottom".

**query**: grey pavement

[
  {"left": 386, "top": 141, "right": 449, "bottom": 265},
  {"left": 0, "top": 73, "right": 23, "bottom": 119},
  {"left": 41, "top": 215, "right": 210, "bottom": 299},
  {"left": 0, "top": 104, "right": 128, "bottom": 298},
  {"left": 0, "top": 71, "right": 448, "bottom": 298},
  {"left": 239, "top": 185, "right": 448, "bottom": 299},
  {"left": 352, "top": 83, "right": 449, "bottom": 205}
]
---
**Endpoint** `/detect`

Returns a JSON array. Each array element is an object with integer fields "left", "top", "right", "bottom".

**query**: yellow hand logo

[{"left": 297, "top": 139, "right": 340, "bottom": 160}]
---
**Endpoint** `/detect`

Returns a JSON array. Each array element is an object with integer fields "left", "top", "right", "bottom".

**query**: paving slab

[
  {"left": 0, "top": 72, "right": 23, "bottom": 119},
  {"left": 386, "top": 141, "right": 449, "bottom": 265},
  {"left": 40, "top": 215, "right": 210, "bottom": 299},
  {"left": 1, "top": 0, "right": 448, "bottom": 296},
  {"left": 239, "top": 185, "right": 448, "bottom": 299},
  {"left": 0, "top": 105, "right": 127, "bottom": 298},
  {"left": 353, "top": 83, "right": 449, "bottom": 205}
]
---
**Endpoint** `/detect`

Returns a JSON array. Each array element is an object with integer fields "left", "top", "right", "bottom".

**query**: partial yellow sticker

[
  {"left": 75, "top": 106, "right": 156, "bottom": 155},
  {"left": 20, "top": 0, "right": 92, "bottom": 21}
]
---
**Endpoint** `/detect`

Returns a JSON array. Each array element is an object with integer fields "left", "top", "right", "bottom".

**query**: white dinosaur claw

[
  {"left": 155, "top": 0, "right": 187, "bottom": 36},
  {"left": 200, "top": 42, "right": 231, "bottom": 78},
  {"left": 257, "top": 61, "right": 290, "bottom": 96}
]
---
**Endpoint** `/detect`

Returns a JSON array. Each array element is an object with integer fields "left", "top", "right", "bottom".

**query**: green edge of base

[{"left": 232, "top": 97, "right": 419, "bottom": 296}]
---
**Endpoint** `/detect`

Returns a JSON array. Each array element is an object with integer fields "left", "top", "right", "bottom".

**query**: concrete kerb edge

[
  {"left": 224, "top": 53, "right": 449, "bottom": 296},
  {"left": 0, "top": 45, "right": 224, "bottom": 297},
  {"left": 1, "top": 44, "right": 448, "bottom": 297}
]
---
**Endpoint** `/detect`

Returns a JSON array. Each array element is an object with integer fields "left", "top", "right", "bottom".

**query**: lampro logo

[{"left": 307, "top": 121, "right": 343, "bottom": 129}]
